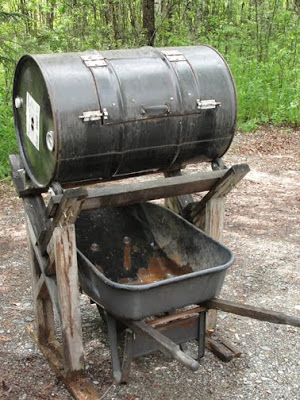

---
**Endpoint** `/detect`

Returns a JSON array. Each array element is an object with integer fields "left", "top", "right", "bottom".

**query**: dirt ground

[{"left": 0, "top": 127, "right": 299, "bottom": 400}]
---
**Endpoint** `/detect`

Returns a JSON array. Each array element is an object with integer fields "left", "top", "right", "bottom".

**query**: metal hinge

[
  {"left": 161, "top": 50, "right": 187, "bottom": 62},
  {"left": 79, "top": 109, "right": 108, "bottom": 122},
  {"left": 80, "top": 54, "right": 107, "bottom": 67},
  {"left": 197, "top": 99, "right": 221, "bottom": 110}
]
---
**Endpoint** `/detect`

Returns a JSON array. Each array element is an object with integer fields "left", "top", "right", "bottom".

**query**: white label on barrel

[{"left": 26, "top": 92, "right": 40, "bottom": 151}]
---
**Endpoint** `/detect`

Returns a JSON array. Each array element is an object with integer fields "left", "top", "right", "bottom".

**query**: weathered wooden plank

[
  {"left": 164, "top": 170, "right": 194, "bottom": 216},
  {"left": 204, "top": 197, "right": 225, "bottom": 331},
  {"left": 40, "top": 187, "right": 87, "bottom": 255},
  {"left": 26, "top": 325, "right": 100, "bottom": 400},
  {"left": 189, "top": 163, "right": 250, "bottom": 225},
  {"left": 33, "top": 274, "right": 47, "bottom": 300},
  {"left": 28, "top": 240, "right": 55, "bottom": 345},
  {"left": 23, "top": 195, "right": 52, "bottom": 247},
  {"left": 46, "top": 170, "right": 227, "bottom": 218},
  {"left": 148, "top": 306, "right": 206, "bottom": 328},
  {"left": 9, "top": 154, "right": 46, "bottom": 197},
  {"left": 53, "top": 225, "right": 84, "bottom": 374},
  {"left": 205, "top": 298, "right": 300, "bottom": 327},
  {"left": 205, "top": 198, "right": 225, "bottom": 241},
  {"left": 205, "top": 334, "right": 241, "bottom": 362},
  {"left": 82, "top": 170, "right": 226, "bottom": 211},
  {"left": 44, "top": 252, "right": 56, "bottom": 276},
  {"left": 26, "top": 217, "right": 60, "bottom": 320},
  {"left": 46, "top": 194, "right": 62, "bottom": 218}
]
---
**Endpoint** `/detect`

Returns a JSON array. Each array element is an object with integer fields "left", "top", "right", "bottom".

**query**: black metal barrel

[{"left": 13, "top": 46, "right": 237, "bottom": 188}]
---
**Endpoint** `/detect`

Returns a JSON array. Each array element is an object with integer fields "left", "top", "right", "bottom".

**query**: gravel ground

[{"left": 0, "top": 127, "right": 299, "bottom": 399}]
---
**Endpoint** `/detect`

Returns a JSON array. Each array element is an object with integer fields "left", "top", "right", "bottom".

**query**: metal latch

[
  {"left": 161, "top": 50, "right": 187, "bottom": 62},
  {"left": 79, "top": 109, "right": 108, "bottom": 122},
  {"left": 197, "top": 99, "right": 221, "bottom": 110},
  {"left": 80, "top": 54, "right": 107, "bottom": 67}
]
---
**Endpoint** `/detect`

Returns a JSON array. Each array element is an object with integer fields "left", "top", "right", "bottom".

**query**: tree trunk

[
  {"left": 109, "top": 0, "right": 121, "bottom": 42},
  {"left": 143, "top": 0, "right": 155, "bottom": 46},
  {"left": 46, "top": 0, "right": 55, "bottom": 30}
]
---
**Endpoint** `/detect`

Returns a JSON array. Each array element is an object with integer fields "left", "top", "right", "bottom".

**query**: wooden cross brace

[
  {"left": 26, "top": 187, "right": 87, "bottom": 367},
  {"left": 24, "top": 189, "right": 101, "bottom": 398}
]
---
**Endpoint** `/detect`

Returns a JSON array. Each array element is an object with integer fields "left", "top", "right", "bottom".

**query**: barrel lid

[{"left": 13, "top": 55, "right": 57, "bottom": 188}]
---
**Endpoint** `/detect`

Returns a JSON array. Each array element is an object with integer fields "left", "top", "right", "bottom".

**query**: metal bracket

[
  {"left": 212, "top": 158, "right": 228, "bottom": 171},
  {"left": 80, "top": 54, "right": 107, "bottom": 68},
  {"left": 197, "top": 99, "right": 221, "bottom": 110},
  {"left": 79, "top": 109, "right": 108, "bottom": 122},
  {"left": 161, "top": 50, "right": 187, "bottom": 62}
]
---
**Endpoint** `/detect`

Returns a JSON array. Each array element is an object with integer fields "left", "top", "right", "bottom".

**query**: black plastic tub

[{"left": 76, "top": 202, "right": 234, "bottom": 320}]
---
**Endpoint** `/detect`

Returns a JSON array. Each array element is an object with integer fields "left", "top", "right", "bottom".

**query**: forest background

[{"left": 0, "top": 0, "right": 299, "bottom": 177}]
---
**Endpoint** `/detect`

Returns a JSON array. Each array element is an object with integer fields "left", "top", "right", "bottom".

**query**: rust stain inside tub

[{"left": 118, "top": 256, "right": 193, "bottom": 285}]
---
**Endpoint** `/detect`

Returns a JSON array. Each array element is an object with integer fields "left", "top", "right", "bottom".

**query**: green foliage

[
  {"left": 0, "top": 70, "right": 16, "bottom": 176},
  {"left": 0, "top": 0, "right": 299, "bottom": 177}
]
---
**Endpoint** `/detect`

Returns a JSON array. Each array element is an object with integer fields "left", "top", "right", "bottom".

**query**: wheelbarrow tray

[{"left": 76, "top": 202, "right": 234, "bottom": 320}]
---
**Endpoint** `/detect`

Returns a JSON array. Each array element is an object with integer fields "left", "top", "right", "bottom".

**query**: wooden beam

[
  {"left": 33, "top": 274, "right": 48, "bottom": 300},
  {"left": 26, "top": 325, "right": 100, "bottom": 400},
  {"left": 189, "top": 164, "right": 250, "bottom": 226},
  {"left": 27, "top": 238, "right": 55, "bottom": 345},
  {"left": 44, "top": 251, "right": 56, "bottom": 276},
  {"left": 26, "top": 217, "right": 60, "bottom": 320},
  {"left": 204, "top": 197, "right": 226, "bottom": 330},
  {"left": 82, "top": 170, "right": 226, "bottom": 211},
  {"left": 9, "top": 154, "right": 46, "bottom": 197},
  {"left": 205, "top": 197, "right": 225, "bottom": 241},
  {"left": 164, "top": 170, "right": 194, "bottom": 216},
  {"left": 46, "top": 170, "right": 227, "bottom": 218},
  {"left": 53, "top": 225, "right": 85, "bottom": 374},
  {"left": 23, "top": 195, "right": 52, "bottom": 248},
  {"left": 205, "top": 333, "right": 241, "bottom": 362},
  {"left": 40, "top": 187, "right": 87, "bottom": 255},
  {"left": 148, "top": 306, "right": 206, "bottom": 328},
  {"left": 205, "top": 298, "right": 300, "bottom": 327}
]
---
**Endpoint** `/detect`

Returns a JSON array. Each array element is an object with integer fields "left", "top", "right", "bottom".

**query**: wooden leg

[
  {"left": 53, "top": 224, "right": 84, "bottom": 375},
  {"left": 28, "top": 242, "right": 55, "bottom": 344},
  {"left": 205, "top": 197, "right": 225, "bottom": 331}
]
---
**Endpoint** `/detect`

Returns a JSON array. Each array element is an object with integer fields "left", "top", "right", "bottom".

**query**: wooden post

[
  {"left": 24, "top": 187, "right": 87, "bottom": 377},
  {"left": 204, "top": 197, "right": 225, "bottom": 330},
  {"left": 52, "top": 224, "right": 84, "bottom": 375},
  {"left": 164, "top": 170, "right": 194, "bottom": 216}
]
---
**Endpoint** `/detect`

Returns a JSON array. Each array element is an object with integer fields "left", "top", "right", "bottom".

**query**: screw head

[
  {"left": 46, "top": 131, "right": 55, "bottom": 151},
  {"left": 15, "top": 97, "right": 23, "bottom": 109}
]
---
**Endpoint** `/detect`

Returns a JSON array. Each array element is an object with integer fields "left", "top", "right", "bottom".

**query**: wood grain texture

[
  {"left": 190, "top": 163, "right": 250, "bottom": 227},
  {"left": 26, "top": 218, "right": 60, "bottom": 318},
  {"left": 53, "top": 225, "right": 85, "bottom": 373},
  {"left": 40, "top": 188, "right": 87, "bottom": 255},
  {"left": 9, "top": 154, "right": 46, "bottom": 197},
  {"left": 205, "top": 298, "right": 300, "bottom": 327},
  {"left": 204, "top": 197, "right": 225, "bottom": 330},
  {"left": 164, "top": 169, "right": 194, "bottom": 215},
  {"left": 82, "top": 169, "right": 226, "bottom": 210},
  {"left": 28, "top": 240, "right": 55, "bottom": 345},
  {"left": 26, "top": 325, "right": 100, "bottom": 399}
]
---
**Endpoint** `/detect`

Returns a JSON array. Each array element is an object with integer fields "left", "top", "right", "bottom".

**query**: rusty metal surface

[
  {"left": 13, "top": 46, "right": 237, "bottom": 187},
  {"left": 75, "top": 202, "right": 234, "bottom": 320}
]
